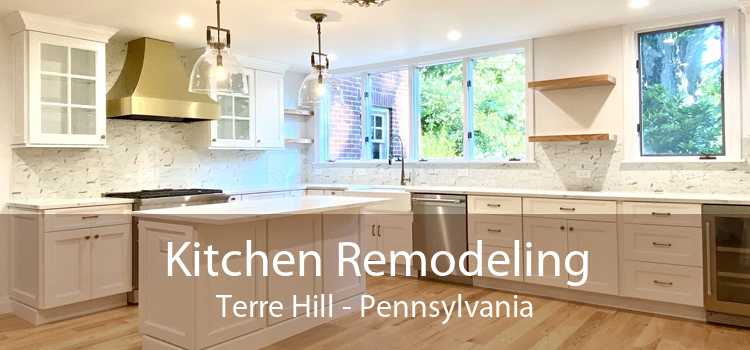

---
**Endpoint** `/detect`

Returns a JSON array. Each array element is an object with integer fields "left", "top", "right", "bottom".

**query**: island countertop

[{"left": 133, "top": 195, "right": 389, "bottom": 225}]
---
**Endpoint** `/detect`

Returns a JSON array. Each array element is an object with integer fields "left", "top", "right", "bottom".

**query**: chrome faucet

[{"left": 389, "top": 135, "right": 411, "bottom": 186}]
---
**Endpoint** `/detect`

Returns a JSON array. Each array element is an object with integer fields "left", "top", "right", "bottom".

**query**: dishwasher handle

[{"left": 413, "top": 198, "right": 465, "bottom": 205}]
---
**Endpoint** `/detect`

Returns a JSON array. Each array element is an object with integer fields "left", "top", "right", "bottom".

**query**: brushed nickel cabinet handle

[
  {"left": 377, "top": 225, "right": 382, "bottom": 237},
  {"left": 370, "top": 224, "right": 376, "bottom": 237},
  {"left": 705, "top": 221, "right": 712, "bottom": 296},
  {"left": 487, "top": 228, "right": 503, "bottom": 233},
  {"left": 652, "top": 242, "right": 673, "bottom": 248},
  {"left": 651, "top": 212, "right": 672, "bottom": 217},
  {"left": 653, "top": 280, "right": 673, "bottom": 287},
  {"left": 559, "top": 207, "right": 576, "bottom": 212},
  {"left": 487, "top": 204, "right": 503, "bottom": 208},
  {"left": 81, "top": 215, "right": 99, "bottom": 220}
]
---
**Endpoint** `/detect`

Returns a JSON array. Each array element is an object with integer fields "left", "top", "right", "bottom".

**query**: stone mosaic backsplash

[{"left": 308, "top": 138, "right": 750, "bottom": 195}]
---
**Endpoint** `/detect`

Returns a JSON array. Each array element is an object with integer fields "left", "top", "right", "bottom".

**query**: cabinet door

[
  {"left": 90, "top": 224, "right": 132, "bottom": 299},
  {"left": 523, "top": 217, "right": 568, "bottom": 287},
  {"left": 210, "top": 70, "right": 256, "bottom": 149},
  {"left": 566, "top": 220, "right": 618, "bottom": 295},
  {"left": 29, "top": 32, "right": 106, "bottom": 146},
  {"left": 43, "top": 229, "right": 91, "bottom": 308},
  {"left": 254, "top": 70, "right": 284, "bottom": 149},
  {"left": 323, "top": 212, "right": 365, "bottom": 302},
  {"left": 378, "top": 214, "right": 414, "bottom": 267}
]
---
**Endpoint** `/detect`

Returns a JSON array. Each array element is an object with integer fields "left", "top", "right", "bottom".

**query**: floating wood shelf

[
  {"left": 284, "top": 109, "right": 314, "bottom": 117},
  {"left": 528, "top": 75, "right": 616, "bottom": 91},
  {"left": 528, "top": 134, "right": 612, "bottom": 142},
  {"left": 285, "top": 138, "right": 314, "bottom": 145}
]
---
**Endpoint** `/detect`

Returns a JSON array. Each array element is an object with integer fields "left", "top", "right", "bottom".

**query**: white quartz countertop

[
  {"left": 7, "top": 197, "right": 135, "bottom": 210},
  {"left": 300, "top": 184, "right": 750, "bottom": 206},
  {"left": 134, "top": 195, "right": 389, "bottom": 225}
]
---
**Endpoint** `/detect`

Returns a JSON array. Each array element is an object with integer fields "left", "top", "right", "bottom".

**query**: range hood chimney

[{"left": 107, "top": 38, "right": 220, "bottom": 122}]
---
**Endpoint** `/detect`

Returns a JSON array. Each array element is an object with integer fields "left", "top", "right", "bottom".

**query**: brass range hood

[{"left": 107, "top": 38, "right": 220, "bottom": 122}]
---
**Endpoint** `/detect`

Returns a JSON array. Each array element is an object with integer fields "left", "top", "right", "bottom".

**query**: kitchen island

[{"left": 134, "top": 196, "right": 388, "bottom": 350}]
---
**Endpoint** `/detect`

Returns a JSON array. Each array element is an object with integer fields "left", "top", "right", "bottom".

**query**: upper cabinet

[
  {"left": 205, "top": 55, "right": 287, "bottom": 151},
  {"left": 4, "top": 11, "right": 117, "bottom": 148}
]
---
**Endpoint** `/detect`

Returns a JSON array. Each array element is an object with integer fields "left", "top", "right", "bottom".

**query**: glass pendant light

[
  {"left": 189, "top": 0, "right": 247, "bottom": 96},
  {"left": 298, "top": 13, "right": 337, "bottom": 108}
]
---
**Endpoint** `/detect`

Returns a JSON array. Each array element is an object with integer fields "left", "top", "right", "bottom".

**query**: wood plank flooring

[{"left": 1, "top": 277, "right": 749, "bottom": 349}]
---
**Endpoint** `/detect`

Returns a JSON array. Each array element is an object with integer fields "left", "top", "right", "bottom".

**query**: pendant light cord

[{"left": 216, "top": 0, "right": 221, "bottom": 33}]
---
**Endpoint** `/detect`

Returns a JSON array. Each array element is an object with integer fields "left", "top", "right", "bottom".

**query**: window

[
  {"left": 321, "top": 41, "right": 532, "bottom": 162},
  {"left": 418, "top": 61, "right": 465, "bottom": 159},
  {"left": 638, "top": 22, "right": 725, "bottom": 157},
  {"left": 327, "top": 75, "right": 363, "bottom": 161},
  {"left": 625, "top": 12, "right": 741, "bottom": 162},
  {"left": 366, "top": 69, "right": 411, "bottom": 160},
  {"left": 471, "top": 53, "right": 528, "bottom": 160}
]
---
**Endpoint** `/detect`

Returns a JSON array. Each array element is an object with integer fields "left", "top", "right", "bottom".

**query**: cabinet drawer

[
  {"left": 621, "top": 261, "right": 703, "bottom": 306},
  {"left": 468, "top": 196, "right": 522, "bottom": 215},
  {"left": 622, "top": 202, "right": 701, "bottom": 227},
  {"left": 468, "top": 215, "right": 522, "bottom": 247},
  {"left": 523, "top": 198, "right": 616, "bottom": 222},
  {"left": 469, "top": 244, "right": 523, "bottom": 282},
  {"left": 44, "top": 205, "right": 132, "bottom": 232},
  {"left": 623, "top": 224, "right": 703, "bottom": 267}
]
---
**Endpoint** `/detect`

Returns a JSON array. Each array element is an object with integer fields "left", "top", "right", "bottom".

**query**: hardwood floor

[{"left": 1, "top": 277, "right": 749, "bottom": 349}]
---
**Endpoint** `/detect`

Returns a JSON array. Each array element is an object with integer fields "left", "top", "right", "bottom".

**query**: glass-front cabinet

[
  {"left": 209, "top": 69, "right": 285, "bottom": 150},
  {"left": 8, "top": 12, "right": 114, "bottom": 148},
  {"left": 211, "top": 70, "right": 256, "bottom": 149}
]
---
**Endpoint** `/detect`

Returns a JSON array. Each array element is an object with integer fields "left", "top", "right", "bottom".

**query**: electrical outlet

[{"left": 576, "top": 170, "right": 593, "bottom": 179}]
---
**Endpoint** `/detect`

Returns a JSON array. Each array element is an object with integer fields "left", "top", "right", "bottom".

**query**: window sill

[
  {"left": 314, "top": 160, "right": 537, "bottom": 167},
  {"left": 621, "top": 158, "right": 746, "bottom": 165}
]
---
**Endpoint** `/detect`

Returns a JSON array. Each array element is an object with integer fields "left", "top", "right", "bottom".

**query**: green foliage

[
  {"left": 418, "top": 54, "right": 527, "bottom": 160},
  {"left": 640, "top": 23, "right": 724, "bottom": 156}
]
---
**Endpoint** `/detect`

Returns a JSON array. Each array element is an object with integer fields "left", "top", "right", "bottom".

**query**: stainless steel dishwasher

[{"left": 412, "top": 193, "right": 471, "bottom": 285}]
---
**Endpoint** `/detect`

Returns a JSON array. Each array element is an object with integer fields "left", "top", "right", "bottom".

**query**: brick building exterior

[{"left": 327, "top": 70, "right": 410, "bottom": 161}]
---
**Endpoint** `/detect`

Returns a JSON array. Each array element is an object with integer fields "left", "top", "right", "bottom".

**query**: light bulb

[
  {"left": 314, "top": 81, "right": 327, "bottom": 97},
  {"left": 210, "top": 64, "right": 228, "bottom": 82}
]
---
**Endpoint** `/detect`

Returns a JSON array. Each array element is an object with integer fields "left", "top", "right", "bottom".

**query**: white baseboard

[{"left": 0, "top": 296, "right": 11, "bottom": 315}]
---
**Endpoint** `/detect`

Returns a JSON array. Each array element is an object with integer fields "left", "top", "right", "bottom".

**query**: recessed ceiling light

[
  {"left": 446, "top": 30, "right": 462, "bottom": 41},
  {"left": 628, "top": 0, "right": 650, "bottom": 9},
  {"left": 177, "top": 15, "right": 194, "bottom": 29}
]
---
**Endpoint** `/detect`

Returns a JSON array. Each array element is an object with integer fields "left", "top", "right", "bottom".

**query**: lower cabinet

[
  {"left": 43, "top": 224, "right": 131, "bottom": 308},
  {"left": 362, "top": 213, "right": 413, "bottom": 270},
  {"left": 523, "top": 217, "right": 618, "bottom": 295},
  {"left": 621, "top": 261, "right": 703, "bottom": 307}
]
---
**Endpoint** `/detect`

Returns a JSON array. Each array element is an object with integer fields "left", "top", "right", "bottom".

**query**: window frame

[
  {"left": 318, "top": 40, "right": 535, "bottom": 164},
  {"left": 623, "top": 10, "right": 742, "bottom": 163}
]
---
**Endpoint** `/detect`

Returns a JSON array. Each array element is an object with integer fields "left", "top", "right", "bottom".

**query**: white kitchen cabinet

[
  {"left": 211, "top": 70, "right": 256, "bottom": 149},
  {"left": 5, "top": 11, "right": 116, "bottom": 148},
  {"left": 523, "top": 217, "right": 569, "bottom": 288},
  {"left": 362, "top": 214, "right": 413, "bottom": 271},
  {"left": 209, "top": 69, "right": 284, "bottom": 150},
  {"left": 254, "top": 70, "right": 285, "bottom": 149},
  {"left": 90, "top": 224, "right": 132, "bottom": 299},
  {"left": 9, "top": 203, "right": 132, "bottom": 324},
  {"left": 43, "top": 228, "right": 92, "bottom": 308},
  {"left": 523, "top": 216, "right": 618, "bottom": 295},
  {"left": 566, "top": 220, "right": 618, "bottom": 295},
  {"left": 43, "top": 224, "right": 131, "bottom": 309}
]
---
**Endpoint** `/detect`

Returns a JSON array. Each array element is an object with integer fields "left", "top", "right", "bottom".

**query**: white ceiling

[{"left": 0, "top": 0, "right": 739, "bottom": 72}]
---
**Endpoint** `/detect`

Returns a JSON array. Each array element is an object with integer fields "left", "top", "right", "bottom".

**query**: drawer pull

[
  {"left": 651, "top": 212, "right": 672, "bottom": 217},
  {"left": 85, "top": 236, "right": 91, "bottom": 240},
  {"left": 652, "top": 242, "right": 673, "bottom": 248},
  {"left": 81, "top": 215, "right": 100, "bottom": 220},
  {"left": 370, "top": 224, "right": 376, "bottom": 237},
  {"left": 559, "top": 207, "right": 576, "bottom": 212},
  {"left": 653, "top": 280, "right": 674, "bottom": 287},
  {"left": 487, "top": 204, "right": 503, "bottom": 208},
  {"left": 487, "top": 228, "right": 503, "bottom": 233}
]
